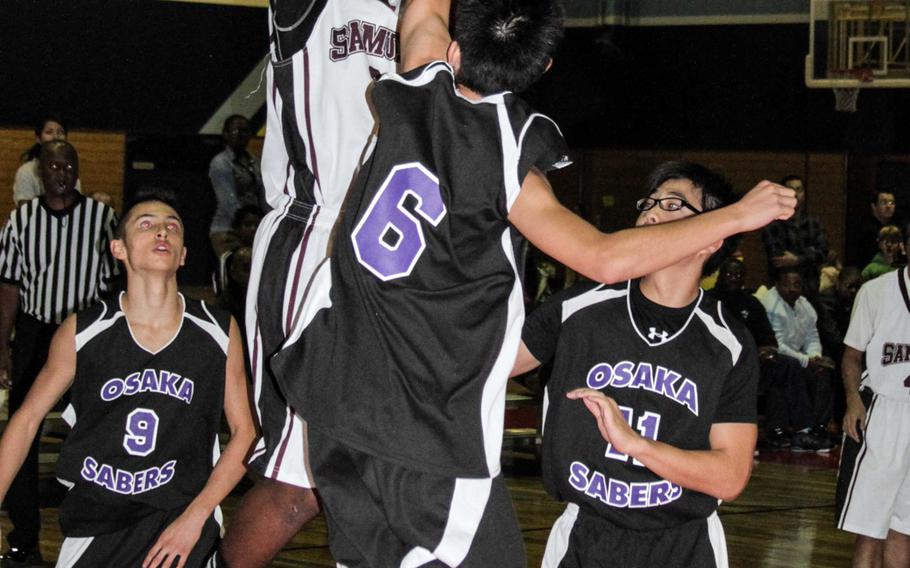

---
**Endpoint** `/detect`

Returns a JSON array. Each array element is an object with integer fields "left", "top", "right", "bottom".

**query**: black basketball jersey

[
  {"left": 523, "top": 281, "right": 757, "bottom": 530},
  {"left": 275, "top": 61, "right": 570, "bottom": 478},
  {"left": 56, "top": 294, "right": 230, "bottom": 537}
]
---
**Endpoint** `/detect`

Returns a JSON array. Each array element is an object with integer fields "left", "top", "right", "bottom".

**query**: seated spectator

[
  {"left": 214, "top": 205, "right": 262, "bottom": 297},
  {"left": 819, "top": 250, "right": 842, "bottom": 292},
  {"left": 712, "top": 258, "right": 830, "bottom": 451},
  {"left": 816, "top": 266, "right": 862, "bottom": 431},
  {"left": 861, "top": 224, "right": 904, "bottom": 281},
  {"left": 218, "top": 246, "right": 253, "bottom": 330},
  {"left": 208, "top": 115, "right": 266, "bottom": 256},
  {"left": 761, "top": 175, "right": 829, "bottom": 299},
  {"left": 760, "top": 266, "right": 837, "bottom": 443},
  {"left": 847, "top": 189, "right": 901, "bottom": 266},
  {"left": 13, "top": 116, "right": 82, "bottom": 204}
]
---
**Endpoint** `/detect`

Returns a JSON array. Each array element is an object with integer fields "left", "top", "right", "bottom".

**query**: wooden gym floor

[{"left": 0, "top": 440, "right": 855, "bottom": 567}]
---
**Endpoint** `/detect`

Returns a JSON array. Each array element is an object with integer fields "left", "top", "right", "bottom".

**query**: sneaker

[
  {"left": 0, "top": 547, "right": 43, "bottom": 568},
  {"left": 766, "top": 428, "right": 791, "bottom": 449},
  {"left": 791, "top": 431, "right": 835, "bottom": 453}
]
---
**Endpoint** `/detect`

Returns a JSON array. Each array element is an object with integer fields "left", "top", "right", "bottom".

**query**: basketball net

[{"left": 833, "top": 88, "right": 860, "bottom": 112}]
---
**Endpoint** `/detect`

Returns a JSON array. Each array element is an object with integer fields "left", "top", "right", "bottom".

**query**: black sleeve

[
  {"left": 713, "top": 323, "right": 759, "bottom": 424},
  {"left": 522, "top": 283, "right": 596, "bottom": 365},
  {"left": 517, "top": 115, "right": 571, "bottom": 183}
]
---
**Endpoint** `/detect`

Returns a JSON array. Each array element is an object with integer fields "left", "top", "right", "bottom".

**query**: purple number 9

[
  {"left": 123, "top": 408, "right": 159, "bottom": 457},
  {"left": 352, "top": 163, "right": 446, "bottom": 281}
]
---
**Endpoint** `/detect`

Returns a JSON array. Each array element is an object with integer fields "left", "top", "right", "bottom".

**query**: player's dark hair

[
  {"left": 22, "top": 114, "right": 68, "bottom": 162},
  {"left": 774, "top": 264, "right": 802, "bottom": 283},
  {"left": 452, "top": 0, "right": 563, "bottom": 95},
  {"left": 643, "top": 161, "right": 739, "bottom": 276},
  {"left": 117, "top": 188, "right": 181, "bottom": 239}
]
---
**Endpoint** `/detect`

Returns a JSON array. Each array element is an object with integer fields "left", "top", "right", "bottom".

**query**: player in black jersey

[
  {"left": 515, "top": 162, "right": 759, "bottom": 568},
  {"left": 0, "top": 191, "right": 255, "bottom": 567},
  {"left": 270, "top": 0, "right": 796, "bottom": 564}
]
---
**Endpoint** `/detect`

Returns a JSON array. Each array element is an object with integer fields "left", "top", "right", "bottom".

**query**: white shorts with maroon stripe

[{"left": 245, "top": 197, "right": 338, "bottom": 488}]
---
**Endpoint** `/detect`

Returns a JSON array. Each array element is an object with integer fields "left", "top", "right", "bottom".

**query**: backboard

[{"left": 806, "top": 0, "right": 910, "bottom": 88}]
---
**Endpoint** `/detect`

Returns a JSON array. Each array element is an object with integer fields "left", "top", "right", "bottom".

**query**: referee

[{"left": 0, "top": 140, "right": 117, "bottom": 567}]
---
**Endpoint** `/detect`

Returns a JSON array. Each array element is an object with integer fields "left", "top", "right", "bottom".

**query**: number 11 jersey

[{"left": 275, "top": 61, "right": 570, "bottom": 478}]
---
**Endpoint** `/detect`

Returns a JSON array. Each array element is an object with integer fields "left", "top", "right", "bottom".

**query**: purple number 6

[
  {"left": 352, "top": 163, "right": 446, "bottom": 281},
  {"left": 123, "top": 408, "right": 159, "bottom": 457}
]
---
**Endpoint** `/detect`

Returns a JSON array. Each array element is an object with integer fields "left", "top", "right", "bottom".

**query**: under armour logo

[{"left": 648, "top": 327, "right": 669, "bottom": 342}]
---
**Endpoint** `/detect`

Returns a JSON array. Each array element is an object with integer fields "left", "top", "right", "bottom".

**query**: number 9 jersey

[
  {"left": 55, "top": 295, "right": 230, "bottom": 538},
  {"left": 274, "top": 61, "right": 570, "bottom": 478}
]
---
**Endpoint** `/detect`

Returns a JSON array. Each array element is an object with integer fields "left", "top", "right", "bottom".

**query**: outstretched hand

[
  {"left": 143, "top": 509, "right": 206, "bottom": 568},
  {"left": 567, "top": 388, "right": 641, "bottom": 457},
  {"left": 735, "top": 181, "right": 798, "bottom": 232}
]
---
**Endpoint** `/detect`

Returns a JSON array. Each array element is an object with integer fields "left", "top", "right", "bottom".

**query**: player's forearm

[
  {"left": 629, "top": 430, "right": 756, "bottom": 501},
  {"left": 399, "top": 0, "right": 451, "bottom": 72},
  {"left": 0, "top": 408, "right": 46, "bottom": 504},
  {"left": 842, "top": 347, "right": 864, "bottom": 402},
  {"left": 182, "top": 427, "right": 256, "bottom": 521}
]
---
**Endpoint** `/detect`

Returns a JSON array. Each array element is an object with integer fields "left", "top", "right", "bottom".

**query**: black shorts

[
  {"left": 309, "top": 428, "right": 527, "bottom": 567},
  {"left": 543, "top": 503, "right": 726, "bottom": 568},
  {"left": 56, "top": 507, "right": 220, "bottom": 568}
]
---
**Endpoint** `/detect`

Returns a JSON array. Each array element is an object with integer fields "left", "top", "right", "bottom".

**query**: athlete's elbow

[{"left": 717, "top": 467, "right": 753, "bottom": 501}]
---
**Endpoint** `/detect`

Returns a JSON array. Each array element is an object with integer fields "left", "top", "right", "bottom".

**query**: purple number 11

[{"left": 604, "top": 406, "right": 662, "bottom": 467}]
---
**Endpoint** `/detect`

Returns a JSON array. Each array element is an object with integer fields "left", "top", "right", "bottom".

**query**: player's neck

[
  {"left": 455, "top": 83, "right": 483, "bottom": 101},
  {"left": 639, "top": 266, "right": 701, "bottom": 308},
  {"left": 121, "top": 274, "right": 182, "bottom": 327}
]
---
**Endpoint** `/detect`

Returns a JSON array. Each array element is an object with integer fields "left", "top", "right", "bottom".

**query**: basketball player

[
  {"left": 262, "top": 0, "right": 795, "bottom": 561},
  {"left": 0, "top": 192, "right": 255, "bottom": 567},
  {"left": 836, "top": 241, "right": 910, "bottom": 567},
  {"left": 513, "top": 162, "right": 757, "bottom": 568}
]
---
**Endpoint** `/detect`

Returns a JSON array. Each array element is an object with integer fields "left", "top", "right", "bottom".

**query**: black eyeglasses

[{"left": 636, "top": 196, "right": 702, "bottom": 215}]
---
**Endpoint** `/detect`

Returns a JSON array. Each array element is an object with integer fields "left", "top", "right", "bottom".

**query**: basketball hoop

[{"left": 833, "top": 87, "right": 860, "bottom": 112}]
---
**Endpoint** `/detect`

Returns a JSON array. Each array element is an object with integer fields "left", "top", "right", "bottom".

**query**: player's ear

[
  {"left": 446, "top": 40, "right": 462, "bottom": 73},
  {"left": 111, "top": 238, "right": 127, "bottom": 261},
  {"left": 545, "top": 58, "right": 553, "bottom": 73},
  {"left": 179, "top": 246, "right": 187, "bottom": 267}
]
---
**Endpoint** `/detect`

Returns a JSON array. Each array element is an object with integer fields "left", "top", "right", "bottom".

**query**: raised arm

[
  {"left": 399, "top": 0, "right": 452, "bottom": 72},
  {"left": 0, "top": 316, "right": 76, "bottom": 506},
  {"left": 568, "top": 388, "right": 756, "bottom": 501},
  {"left": 509, "top": 169, "right": 796, "bottom": 285},
  {"left": 143, "top": 318, "right": 256, "bottom": 568}
]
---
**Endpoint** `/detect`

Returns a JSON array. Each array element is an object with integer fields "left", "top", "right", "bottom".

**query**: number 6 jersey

[
  {"left": 55, "top": 294, "right": 230, "bottom": 537},
  {"left": 273, "top": 61, "right": 570, "bottom": 478}
]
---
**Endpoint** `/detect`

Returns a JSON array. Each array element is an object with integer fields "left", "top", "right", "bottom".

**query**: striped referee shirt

[{"left": 0, "top": 196, "right": 118, "bottom": 324}]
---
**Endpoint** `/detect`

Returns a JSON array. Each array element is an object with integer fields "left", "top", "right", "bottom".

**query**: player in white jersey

[
  {"left": 220, "top": 1, "right": 402, "bottom": 565},
  {"left": 836, "top": 258, "right": 910, "bottom": 567},
  {"left": 228, "top": 0, "right": 799, "bottom": 565}
]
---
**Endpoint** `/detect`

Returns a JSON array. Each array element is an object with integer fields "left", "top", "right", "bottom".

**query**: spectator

[
  {"left": 761, "top": 175, "right": 829, "bottom": 298},
  {"left": 208, "top": 115, "right": 265, "bottom": 256},
  {"left": 712, "top": 258, "right": 830, "bottom": 451},
  {"left": 0, "top": 141, "right": 118, "bottom": 565},
  {"left": 12, "top": 116, "right": 82, "bottom": 204},
  {"left": 760, "top": 266, "right": 836, "bottom": 440},
  {"left": 847, "top": 189, "right": 900, "bottom": 267},
  {"left": 861, "top": 225, "right": 904, "bottom": 281},
  {"left": 817, "top": 266, "right": 862, "bottom": 431}
]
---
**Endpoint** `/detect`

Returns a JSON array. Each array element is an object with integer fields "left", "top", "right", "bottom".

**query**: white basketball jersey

[
  {"left": 844, "top": 267, "right": 910, "bottom": 401},
  {"left": 261, "top": 0, "right": 400, "bottom": 211}
]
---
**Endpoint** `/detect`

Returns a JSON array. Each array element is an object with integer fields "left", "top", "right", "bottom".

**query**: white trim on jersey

[
  {"left": 707, "top": 511, "right": 730, "bottom": 568},
  {"left": 185, "top": 298, "right": 229, "bottom": 356},
  {"left": 62, "top": 403, "right": 77, "bottom": 427},
  {"left": 517, "top": 114, "right": 572, "bottom": 171},
  {"left": 56, "top": 536, "right": 93, "bottom": 568},
  {"left": 542, "top": 503, "right": 578, "bottom": 568},
  {"left": 478, "top": 228, "right": 525, "bottom": 477},
  {"left": 626, "top": 281, "right": 704, "bottom": 346},
  {"left": 561, "top": 285, "right": 628, "bottom": 323},
  {"left": 694, "top": 303, "right": 743, "bottom": 365},
  {"left": 75, "top": 301, "right": 122, "bottom": 352}
]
